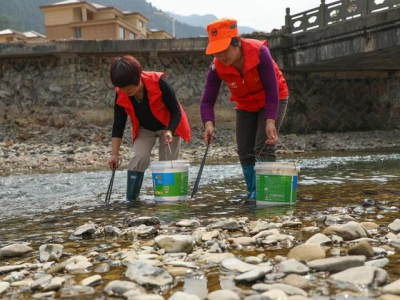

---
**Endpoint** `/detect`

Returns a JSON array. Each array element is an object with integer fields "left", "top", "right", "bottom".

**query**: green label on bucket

[
  {"left": 152, "top": 172, "right": 188, "bottom": 197},
  {"left": 256, "top": 174, "right": 297, "bottom": 203}
]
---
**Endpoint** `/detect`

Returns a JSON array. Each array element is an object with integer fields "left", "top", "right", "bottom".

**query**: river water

[{"left": 0, "top": 149, "right": 399, "bottom": 299}]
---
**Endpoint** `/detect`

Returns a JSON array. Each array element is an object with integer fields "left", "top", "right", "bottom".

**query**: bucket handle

[
  {"left": 165, "top": 143, "right": 173, "bottom": 168},
  {"left": 256, "top": 139, "right": 300, "bottom": 170}
]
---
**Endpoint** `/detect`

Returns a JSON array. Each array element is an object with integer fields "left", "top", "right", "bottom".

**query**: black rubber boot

[{"left": 126, "top": 170, "right": 144, "bottom": 202}]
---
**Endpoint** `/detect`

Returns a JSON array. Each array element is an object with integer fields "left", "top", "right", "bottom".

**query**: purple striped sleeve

[
  {"left": 200, "top": 63, "right": 222, "bottom": 125},
  {"left": 258, "top": 45, "right": 279, "bottom": 121}
]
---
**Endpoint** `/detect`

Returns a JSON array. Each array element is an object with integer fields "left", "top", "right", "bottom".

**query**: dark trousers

[{"left": 236, "top": 99, "right": 288, "bottom": 165}]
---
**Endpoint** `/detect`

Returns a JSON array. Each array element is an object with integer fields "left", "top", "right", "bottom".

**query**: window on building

[
  {"left": 129, "top": 32, "right": 135, "bottom": 39},
  {"left": 138, "top": 20, "right": 144, "bottom": 28},
  {"left": 75, "top": 28, "right": 82, "bottom": 38},
  {"left": 119, "top": 27, "right": 125, "bottom": 39}
]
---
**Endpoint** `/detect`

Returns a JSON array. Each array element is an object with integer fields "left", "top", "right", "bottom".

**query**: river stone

[
  {"left": 80, "top": 275, "right": 102, "bottom": 286},
  {"left": 198, "top": 253, "right": 235, "bottom": 264},
  {"left": 347, "top": 241, "right": 374, "bottom": 257},
  {"left": 0, "top": 244, "right": 33, "bottom": 257},
  {"left": 380, "top": 295, "right": 400, "bottom": 300},
  {"left": 43, "top": 277, "right": 65, "bottom": 291},
  {"left": 59, "top": 285, "right": 94, "bottom": 297},
  {"left": 253, "top": 229, "right": 280, "bottom": 239},
  {"left": 221, "top": 258, "right": 259, "bottom": 273},
  {"left": 301, "top": 226, "right": 320, "bottom": 233},
  {"left": 0, "top": 282, "right": 10, "bottom": 295},
  {"left": 233, "top": 236, "right": 256, "bottom": 246},
  {"left": 176, "top": 219, "right": 200, "bottom": 228},
  {"left": 306, "top": 233, "right": 331, "bottom": 245},
  {"left": 261, "top": 289, "right": 288, "bottom": 300},
  {"left": 287, "top": 243, "right": 326, "bottom": 261},
  {"left": 365, "top": 258, "right": 389, "bottom": 268},
  {"left": 330, "top": 266, "right": 387, "bottom": 286},
  {"left": 73, "top": 223, "right": 97, "bottom": 236},
  {"left": 245, "top": 256, "right": 263, "bottom": 264},
  {"left": 31, "top": 274, "right": 53, "bottom": 290},
  {"left": 283, "top": 274, "right": 312, "bottom": 290},
  {"left": 360, "top": 198, "right": 376, "bottom": 207},
  {"left": 104, "top": 280, "right": 144, "bottom": 296},
  {"left": 306, "top": 256, "right": 366, "bottom": 272},
  {"left": 0, "top": 264, "right": 29, "bottom": 275},
  {"left": 126, "top": 217, "right": 161, "bottom": 227},
  {"left": 323, "top": 221, "right": 370, "bottom": 241},
  {"left": 234, "top": 266, "right": 273, "bottom": 282},
  {"left": 65, "top": 260, "right": 92, "bottom": 274},
  {"left": 39, "top": 244, "right": 63, "bottom": 262},
  {"left": 169, "top": 291, "right": 201, "bottom": 300},
  {"left": 155, "top": 235, "right": 193, "bottom": 253},
  {"left": 32, "top": 291, "right": 56, "bottom": 299},
  {"left": 125, "top": 261, "right": 173, "bottom": 287},
  {"left": 201, "top": 230, "right": 220, "bottom": 241},
  {"left": 250, "top": 221, "right": 271, "bottom": 234},
  {"left": 207, "top": 289, "right": 240, "bottom": 300},
  {"left": 135, "top": 225, "right": 158, "bottom": 238},
  {"left": 244, "top": 295, "right": 270, "bottom": 300},
  {"left": 360, "top": 222, "right": 380, "bottom": 230},
  {"left": 125, "top": 294, "right": 165, "bottom": 300},
  {"left": 382, "top": 279, "right": 400, "bottom": 295},
  {"left": 3, "top": 270, "right": 29, "bottom": 282},
  {"left": 278, "top": 259, "right": 310, "bottom": 274},
  {"left": 209, "top": 219, "right": 239, "bottom": 231},
  {"left": 388, "top": 219, "right": 400, "bottom": 232},
  {"left": 253, "top": 283, "right": 307, "bottom": 296}
]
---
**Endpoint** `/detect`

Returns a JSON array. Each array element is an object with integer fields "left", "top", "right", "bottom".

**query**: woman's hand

[
  {"left": 204, "top": 121, "right": 214, "bottom": 145},
  {"left": 265, "top": 119, "right": 278, "bottom": 145},
  {"left": 164, "top": 130, "right": 173, "bottom": 145},
  {"left": 109, "top": 154, "right": 120, "bottom": 170}
]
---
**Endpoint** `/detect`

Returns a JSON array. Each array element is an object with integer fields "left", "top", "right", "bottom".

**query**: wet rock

[
  {"left": 380, "top": 295, "right": 400, "bottom": 300},
  {"left": 32, "top": 291, "right": 56, "bottom": 299},
  {"left": 253, "top": 229, "right": 280, "bottom": 239},
  {"left": 253, "top": 283, "right": 307, "bottom": 296},
  {"left": 46, "top": 262, "right": 66, "bottom": 274},
  {"left": 234, "top": 266, "right": 273, "bottom": 282},
  {"left": 265, "top": 272, "right": 286, "bottom": 282},
  {"left": 283, "top": 274, "right": 311, "bottom": 290},
  {"left": 31, "top": 274, "right": 53, "bottom": 291},
  {"left": 365, "top": 258, "right": 389, "bottom": 268},
  {"left": 39, "top": 244, "right": 63, "bottom": 262},
  {"left": 94, "top": 262, "right": 110, "bottom": 273},
  {"left": 245, "top": 256, "right": 263, "bottom": 264},
  {"left": 278, "top": 259, "right": 310, "bottom": 275},
  {"left": 104, "top": 225, "right": 122, "bottom": 236},
  {"left": 166, "top": 267, "right": 192, "bottom": 277},
  {"left": 263, "top": 234, "right": 295, "bottom": 245},
  {"left": 261, "top": 289, "right": 288, "bottom": 300},
  {"left": 136, "top": 225, "right": 158, "bottom": 238},
  {"left": 0, "top": 282, "right": 10, "bottom": 295},
  {"left": 287, "top": 243, "right": 326, "bottom": 261},
  {"left": 0, "top": 244, "right": 33, "bottom": 257},
  {"left": 126, "top": 216, "right": 161, "bottom": 227},
  {"left": 104, "top": 280, "right": 144, "bottom": 296},
  {"left": 330, "top": 266, "right": 387, "bottom": 286},
  {"left": 325, "top": 215, "right": 343, "bottom": 225},
  {"left": 244, "top": 295, "right": 270, "bottom": 300},
  {"left": 382, "top": 279, "right": 400, "bottom": 295},
  {"left": 360, "top": 222, "right": 380, "bottom": 230},
  {"left": 43, "top": 277, "right": 65, "bottom": 291},
  {"left": 323, "top": 221, "right": 370, "bottom": 241},
  {"left": 176, "top": 219, "right": 200, "bottom": 228},
  {"left": 3, "top": 270, "right": 29, "bottom": 282},
  {"left": 59, "top": 285, "right": 94, "bottom": 297},
  {"left": 250, "top": 221, "right": 270, "bottom": 234},
  {"left": 126, "top": 294, "right": 165, "bottom": 300},
  {"left": 233, "top": 236, "right": 256, "bottom": 246},
  {"left": 221, "top": 258, "right": 260, "bottom": 273},
  {"left": 360, "top": 198, "right": 376, "bottom": 207},
  {"left": 306, "top": 233, "right": 331, "bottom": 245},
  {"left": 388, "top": 219, "right": 400, "bottom": 232},
  {"left": 155, "top": 235, "right": 193, "bottom": 253},
  {"left": 125, "top": 261, "right": 173, "bottom": 287},
  {"left": 80, "top": 275, "right": 102, "bottom": 286},
  {"left": 301, "top": 226, "right": 320, "bottom": 233},
  {"left": 73, "top": 223, "right": 97, "bottom": 236},
  {"left": 65, "top": 256, "right": 92, "bottom": 274},
  {"left": 169, "top": 291, "right": 201, "bottom": 300},
  {"left": 198, "top": 253, "right": 234, "bottom": 264},
  {"left": 201, "top": 230, "right": 220, "bottom": 241},
  {"left": 206, "top": 289, "right": 240, "bottom": 300},
  {"left": 307, "top": 256, "right": 366, "bottom": 272},
  {"left": 347, "top": 241, "right": 374, "bottom": 257},
  {"left": 208, "top": 219, "right": 239, "bottom": 231}
]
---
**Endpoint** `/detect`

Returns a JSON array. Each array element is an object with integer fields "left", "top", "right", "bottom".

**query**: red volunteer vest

[
  {"left": 214, "top": 38, "right": 289, "bottom": 112},
  {"left": 116, "top": 71, "right": 191, "bottom": 142}
]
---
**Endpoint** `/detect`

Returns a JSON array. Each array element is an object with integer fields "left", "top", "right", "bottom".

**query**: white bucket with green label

[
  {"left": 254, "top": 162, "right": 300, "bottom": 206},
  {"left": 149, "top": 160, "right": 190, "bottom": 202}
]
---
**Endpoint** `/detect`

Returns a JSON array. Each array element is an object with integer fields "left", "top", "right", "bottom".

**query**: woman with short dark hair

[{"left": 109, "top": 55, "right": 191, "bottom": 201}]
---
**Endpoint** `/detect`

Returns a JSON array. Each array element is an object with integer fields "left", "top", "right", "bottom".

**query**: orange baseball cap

[{"left": 206, "top": 18, "right": 239, "bottom": 55}]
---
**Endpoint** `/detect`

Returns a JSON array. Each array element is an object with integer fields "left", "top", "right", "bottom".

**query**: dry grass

[{"left": 184, "top": 104, "right": 236, "bottom": 130}]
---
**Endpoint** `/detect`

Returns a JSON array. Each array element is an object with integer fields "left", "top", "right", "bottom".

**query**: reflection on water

[{"left": 0, "top": 149, "right": 399, "bottom": 298}]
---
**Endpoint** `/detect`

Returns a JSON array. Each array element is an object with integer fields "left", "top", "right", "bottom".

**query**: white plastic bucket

[
  {"left": 254, "top": 162, "right": 300, "bottom": 206},
  {"left": 149, "top": 160, "right": 190, "bottom": 202}
]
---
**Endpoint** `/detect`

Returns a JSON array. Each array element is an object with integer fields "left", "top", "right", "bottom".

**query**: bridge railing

[{"left": 286, "top": 0, "right": 400, "bottom": 34}]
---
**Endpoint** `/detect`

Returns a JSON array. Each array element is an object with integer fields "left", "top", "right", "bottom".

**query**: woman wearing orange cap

[{"left": 200, "top": 18, "right": 289, "bottom": 200}]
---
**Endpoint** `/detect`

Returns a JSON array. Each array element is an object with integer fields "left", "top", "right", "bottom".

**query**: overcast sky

[{"left": 147, "top": 0, "right": 333, "bottom": 32}]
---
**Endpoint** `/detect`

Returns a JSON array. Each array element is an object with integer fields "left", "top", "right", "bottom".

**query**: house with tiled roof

[
  {"left": 0, "top": 29, "right": 47, "bottom": 43},
  {"left": 40, "top": 0, "right": 150, "bottom": 40}
]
